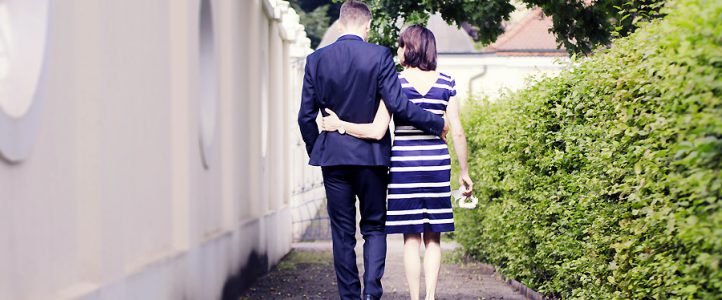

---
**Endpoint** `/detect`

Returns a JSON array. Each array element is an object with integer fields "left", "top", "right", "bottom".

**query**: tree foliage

[
  {"left": 335, "top": 0, "right": 666, "bottom": 55},
  {"left": 293, "top": 0, "right": 667, "bottom": 53},
  {"left": 452, "top": 0, "right": 722, "bottom": 297},
  {"left": 365, "top": 0, "right": 514, "bottom": 51},
  {"left": 289, "top": 0, "right": 341, "bottom": 48},
  {"left": 295, "top": 4, "right": 332, "bottom": 48}
]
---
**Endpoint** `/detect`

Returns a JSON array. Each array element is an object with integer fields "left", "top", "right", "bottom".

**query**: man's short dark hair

[
  {"left": 339, "top": 0, "right": 372, "bottom": 26},
  {"left": 399, "top": 25, "right": 437, "bottom": 71}
]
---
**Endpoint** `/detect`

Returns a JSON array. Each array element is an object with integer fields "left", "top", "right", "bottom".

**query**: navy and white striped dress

[{"left": 385, "top": 72, "right": 456, "bottom": 234}]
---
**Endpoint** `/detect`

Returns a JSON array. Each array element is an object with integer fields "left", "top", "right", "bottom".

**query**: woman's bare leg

[
  {"left": 404, "top": 233, "right": 422, "bottom": 300},
  {"left": 423, "top": 232, "right": 441, "bottom": 300}
]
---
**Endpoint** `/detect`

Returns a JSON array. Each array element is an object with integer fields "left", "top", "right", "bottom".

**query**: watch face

[{"left": 338, "top": 127, "right": 346, "bottom": 134}]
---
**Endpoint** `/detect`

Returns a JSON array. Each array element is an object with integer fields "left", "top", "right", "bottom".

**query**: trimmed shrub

[{"left": 453, "top": 0, "right": 721, "bottom": 298}]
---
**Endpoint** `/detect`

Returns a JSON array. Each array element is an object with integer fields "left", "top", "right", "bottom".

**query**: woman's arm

[
  {"left": 446, "top": 96, "right": 474, "bottom": 196},
  {"left": 321, "top": 100, "right": 391, "bottom": 140}
]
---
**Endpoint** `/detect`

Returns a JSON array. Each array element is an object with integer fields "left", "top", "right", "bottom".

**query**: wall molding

[
  {"left": 262, "top": 0, "right": 280, "bottom": 20},
  {"left": 0, "top": 0, "right": 51, "bottom": 163},
  {"left": 198, "top": 0, "right": 219, "bottom": 169}
]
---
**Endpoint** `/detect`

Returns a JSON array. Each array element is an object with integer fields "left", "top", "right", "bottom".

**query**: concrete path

[{"left": 241, "top": 234, "right": 527, "bottom": 299}]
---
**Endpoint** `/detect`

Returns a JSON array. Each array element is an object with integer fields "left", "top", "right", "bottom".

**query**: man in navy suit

[{"left": 297, "top": 1, "right": 448, "bottom": 299}]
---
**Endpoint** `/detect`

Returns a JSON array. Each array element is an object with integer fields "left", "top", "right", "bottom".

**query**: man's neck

[{"left": 342, "top": 31, "right": 365, "bottom": 41}]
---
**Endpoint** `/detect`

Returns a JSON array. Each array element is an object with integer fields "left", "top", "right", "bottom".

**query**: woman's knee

[
  {"left": 422, "top": 231, "right": 441, "bottom": 245},
  {"left": 404, "top": 233, "right": 422, "bottom": 245}
]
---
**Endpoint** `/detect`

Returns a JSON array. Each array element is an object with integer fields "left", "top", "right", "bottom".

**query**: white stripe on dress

[
  {"left": 386, "top": 218, "right": 454, "bottom": 226},
  {"left": 391, "top": 154, "right": 450, "bottom": 161},
  {"left": 395, "top": 129, "right": 424, "bottom": 134},
  {"left": 393, "top": 135, "right": 439, "bottom": 141},
  {"left": 388, "top": 181, "right": 451, "bottom": 188},
  {"left": 387, "top": 192, "right": 451, "bottom": 199},
  {"left": 410, "top": 98, "right": 449, "bottom": 105},
  {"left": 425, "top": 109, "right": 445, "bottom": 115},
  {"left": 387, "top": 208, "right": 453, "bottom": 215},
  {"left": 392, "top": 144, "right": 447, "bottom": 151},
  {"left": 432, "top": 83, "right": 454, "bottom": 90},
  {"left": 389, "top": 165, "right": 452, "bottom": 172}
]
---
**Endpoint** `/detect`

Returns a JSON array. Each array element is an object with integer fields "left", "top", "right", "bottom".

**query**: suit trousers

[{"left": 321, "top": 166, "right": 388, "bottom": 300}]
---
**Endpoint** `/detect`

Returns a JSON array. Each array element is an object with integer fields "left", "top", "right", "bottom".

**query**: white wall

[
  {"left": 438, "top": 54, "right": 570, "bottom": 102},
  {"left": 0, "top": 0, "right": 316, "bottom": 299}
]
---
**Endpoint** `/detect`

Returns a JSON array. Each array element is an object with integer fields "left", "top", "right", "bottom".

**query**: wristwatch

[{"left": 338, "top": 126, "right": 346, "bottom": 135}]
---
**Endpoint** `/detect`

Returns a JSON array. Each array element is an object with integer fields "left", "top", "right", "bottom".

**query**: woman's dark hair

[{"left": 398, "top": 25, "right": 437, "bottom": 71}]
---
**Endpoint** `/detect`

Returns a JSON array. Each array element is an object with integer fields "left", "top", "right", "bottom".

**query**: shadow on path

[{"left": 240, "top": 235, "right": 528, "bottom": 300}]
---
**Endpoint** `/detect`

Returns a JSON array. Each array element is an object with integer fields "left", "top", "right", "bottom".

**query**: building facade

[
  {"left": 437, "top": 8, "right": 570, "bottom": 102},
  {"left": 0, "top": 0, "right": 320, "bottom": 299}
]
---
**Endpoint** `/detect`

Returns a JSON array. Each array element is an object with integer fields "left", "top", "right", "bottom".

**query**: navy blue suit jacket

[{"left": 298, "top": 35, "right": 445, "bottom": 167}]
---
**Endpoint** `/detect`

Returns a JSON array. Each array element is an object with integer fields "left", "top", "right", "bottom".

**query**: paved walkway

[{"left": 241, "top": 235, "right": 527, "bottom": 299}]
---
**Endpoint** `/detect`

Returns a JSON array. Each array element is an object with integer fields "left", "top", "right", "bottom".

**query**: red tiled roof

[{"left": 484, "top": 8, "right": 566, "bottom": 56}]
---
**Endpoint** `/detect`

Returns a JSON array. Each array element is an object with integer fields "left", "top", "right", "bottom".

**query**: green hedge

[{"left": 453, "top": 0, "right": 721, "bottom": 298}]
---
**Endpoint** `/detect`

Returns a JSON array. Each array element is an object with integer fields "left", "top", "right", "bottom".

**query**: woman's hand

[
  {"left": 321, "top": 108, "right": 342, "bottom": 132},
  {"left": 459, "top": 172, "right": 473, "bottom": 197}
]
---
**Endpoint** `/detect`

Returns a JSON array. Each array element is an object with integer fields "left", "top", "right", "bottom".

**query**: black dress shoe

[{"left": 363, "top": 295, "right": 379, "bottom": 300}]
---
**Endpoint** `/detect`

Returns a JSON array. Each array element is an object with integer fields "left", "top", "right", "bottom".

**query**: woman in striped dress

[{"left": 320, "top": 25, "right": 473, "bottom": 300}]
